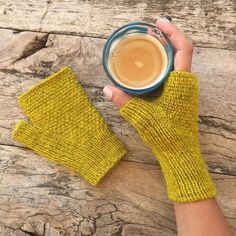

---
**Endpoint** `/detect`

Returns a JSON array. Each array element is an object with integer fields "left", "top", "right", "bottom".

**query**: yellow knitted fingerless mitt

[
  {"left": 12, "top": 67, "right": 127, "bottom": 185},
  {"left": 120, "top": 71, "right": 217, "bottom": 202}
]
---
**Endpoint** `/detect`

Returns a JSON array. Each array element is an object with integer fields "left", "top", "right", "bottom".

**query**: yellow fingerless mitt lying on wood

[
  {"left": 12, "top": 67, "right": 127, "bottom": 185},
  {"left": 120, "top": 71, "right": 217, "bottom": 202}
]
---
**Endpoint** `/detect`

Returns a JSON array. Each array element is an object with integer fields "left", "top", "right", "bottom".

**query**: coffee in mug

[
  {"left": 109, "top": 33, "right": 167, "bottom": 88},
  {"left": 103, "top": 22, "right": 174, "bottom": 95}
]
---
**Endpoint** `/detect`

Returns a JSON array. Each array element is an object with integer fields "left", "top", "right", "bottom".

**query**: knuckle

[{"left": 113, "top": 95, "right": 125, "bottom": 107}]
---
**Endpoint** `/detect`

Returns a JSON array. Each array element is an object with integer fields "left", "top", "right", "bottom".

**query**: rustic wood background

[{"left": 0, "top": 0, "right": 236, "bottom": 235}]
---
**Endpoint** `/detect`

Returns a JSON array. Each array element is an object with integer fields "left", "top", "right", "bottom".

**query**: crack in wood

[
  {"left": 2, "top": 225, "right": 37, "bottom": 236},
  {"left": 14, "top": 34, "right": 49, "bottom": 63},
  {"left": 200, "top": 130, "right": 236, "bottom": 142},
  {"left": 199, "top": 115, "right": 236, "bottom": 136},
  {"left": 0, "top": 32, "right": 49, "bottom": 71},
  {"left": 39, "top": 0, "right": 52, "bottom": 32}
]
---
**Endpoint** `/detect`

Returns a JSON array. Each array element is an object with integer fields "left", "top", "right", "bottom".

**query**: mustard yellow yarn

[
  {"left": 120, "top": 71, "right": 217, "bottom": 202},
  {"left": 12, "top": 67, "right": 127, "bottom": 185}
]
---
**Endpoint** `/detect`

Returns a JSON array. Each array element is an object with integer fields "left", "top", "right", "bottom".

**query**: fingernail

[
  {"left": 160, "top": 16, "right": 171, "bottom": 23},
  {"left": 103, "top": 86, "right": 113, "bottom": 100}
]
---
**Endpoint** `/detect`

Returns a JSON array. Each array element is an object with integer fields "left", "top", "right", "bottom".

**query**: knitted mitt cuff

[
  {"left": 159, "top": 151, "right": 217, "bottom": 203},
  {"left": 12, "top": 121, "right": 127, "bottom": 185}
]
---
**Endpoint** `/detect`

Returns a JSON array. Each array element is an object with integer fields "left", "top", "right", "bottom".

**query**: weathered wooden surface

[
  {"left": 0, "top": 0, "right": 236, "bottom": 235},
  {"left": 0, "top": 0, "right": 236, "bottom": 49},
  {"left": 1, "top": 30, "right": 236, "bottom": 174},
  {"left": 0, "top": 145, "right": 236, "bottom": 236}
]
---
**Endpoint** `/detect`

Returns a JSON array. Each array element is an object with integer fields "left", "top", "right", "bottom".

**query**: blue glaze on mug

[{"left": 102, "top": 22, "right": 174, "bottom": 95}]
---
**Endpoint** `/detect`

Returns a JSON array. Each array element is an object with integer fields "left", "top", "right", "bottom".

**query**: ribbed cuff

[
  {"left": 157, "top": 149, "right": 217, "bottom": 203},
  {"left": 12, "top": 121, "right": 127, "bottom": 185}
]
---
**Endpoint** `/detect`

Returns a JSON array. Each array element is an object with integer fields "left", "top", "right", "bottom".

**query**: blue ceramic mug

[{"left": 102, "top": 22, "right": 174, "bottom": 95}]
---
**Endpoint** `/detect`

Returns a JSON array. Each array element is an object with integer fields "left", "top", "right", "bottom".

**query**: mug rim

[{"left": 102, "top": 22, "right": 174, "bottom": 95}]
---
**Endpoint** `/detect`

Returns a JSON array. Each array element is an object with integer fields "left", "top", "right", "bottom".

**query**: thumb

[{"left": 103, "top": 85, "right": 131, "bottom": 109}]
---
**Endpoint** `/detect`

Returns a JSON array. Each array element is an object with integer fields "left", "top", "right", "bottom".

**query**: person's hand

[
  {"left": 103, "top": 18, "right": 216, "bottom": 203},
  {"left": 103, "top": 17, "right": 194, "bottom": 108}
]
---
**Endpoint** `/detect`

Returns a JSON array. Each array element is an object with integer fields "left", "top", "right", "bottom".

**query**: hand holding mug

[{"left": 103, "top": 18, "right": 194, "bottom": 107}]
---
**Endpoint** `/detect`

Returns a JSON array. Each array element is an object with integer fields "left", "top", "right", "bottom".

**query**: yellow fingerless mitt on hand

[
  {"left": 120, "top": 71, "right": 217, "bottom": 202},
  {"left": 12, "top": 67, "right": 127, "bottom": 185}
]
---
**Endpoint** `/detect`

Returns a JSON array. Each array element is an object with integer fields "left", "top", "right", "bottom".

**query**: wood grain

[
  {"left": 0, "top": 29, "right": 235, "bottom": 175},
  {"left": 0, "top": 0, "right": 236, "bottom": 49},
  {"left": 0, "top": 5, "right": 236, "bottom": 232},
  {"left": 0, "top": 145, "right": 236, "bottom": 236}
]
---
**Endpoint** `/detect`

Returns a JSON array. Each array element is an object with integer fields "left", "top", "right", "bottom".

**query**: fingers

[
  {"left": 156, "top": 18, "right": 193, "bottom": 52},
  {"left": 103, "top": 85, "right": 132, "bottom": 109},
  {"left": 156, "top": 18, "right": 180, "bottom": 38},
  {"left": 156, "top": 18, "right": 194, "bottom": 71}
]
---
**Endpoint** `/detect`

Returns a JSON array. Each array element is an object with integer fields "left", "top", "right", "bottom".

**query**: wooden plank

[
  {"left": 0, "top": 0, "right": 236, "bottom": 49},
  {"left": 0, "top": 145, "right": 235, "bottom": 235},
  {"left": 0, "top": 29, "right": 235, "bottom": 175}
]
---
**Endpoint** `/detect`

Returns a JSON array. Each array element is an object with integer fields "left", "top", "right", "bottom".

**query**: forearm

[{"left": 174, "top": 198, "right": 234, "bottom": 236}]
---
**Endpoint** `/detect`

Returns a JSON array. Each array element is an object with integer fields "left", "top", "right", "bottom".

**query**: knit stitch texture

[
  {"left": 12, "top": 67, "right": 127, "bottom": 185},
  {"left": 120, "top": 71, "right": 217, "bottom": 202}
]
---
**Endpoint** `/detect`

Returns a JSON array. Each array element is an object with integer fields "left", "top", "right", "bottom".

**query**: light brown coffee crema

[{"left": 109, "top": 34, "right": 167, "bottom": 88}]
